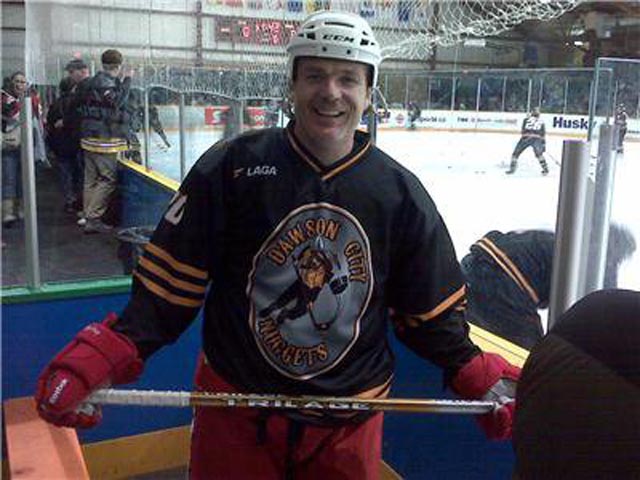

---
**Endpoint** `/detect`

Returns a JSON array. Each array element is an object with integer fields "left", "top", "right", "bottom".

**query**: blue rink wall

[{"left": 2, "top": 163, "right": 515, "bottom": 479}]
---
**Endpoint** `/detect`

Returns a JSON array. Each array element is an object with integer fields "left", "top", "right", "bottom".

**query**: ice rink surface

[{"left": 147, "top": 128, "right": 639, "bottom": 290}]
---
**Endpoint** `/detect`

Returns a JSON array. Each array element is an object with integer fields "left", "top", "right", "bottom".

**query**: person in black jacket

[
  {"left": 461, "top": 224, "right": 636, "bottom": 350},
  {"left": 71, "top": 49, "right": 131, "bottom": 234},
  {"left": 46, "top": 77, "right": 84, "bottom": 213}
]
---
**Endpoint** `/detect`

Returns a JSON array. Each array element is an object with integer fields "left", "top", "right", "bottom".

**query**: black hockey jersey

[
  {"left": 115, "top": 124, "right": 479, "bottom": 404},
  {"left": 467, "top": 230, "right": 554, "bottom": 309}
]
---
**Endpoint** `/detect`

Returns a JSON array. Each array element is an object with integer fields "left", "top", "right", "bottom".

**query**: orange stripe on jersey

[
  {"left": 477, "top": 238, "right": 540, "bottom": 304},
  {"left": 145, "top": 243, "right": 208, "bottom": 280},
  {"left": 355, "top": 376, "right": 392, "bottom": 399},
  {"left": 137, "top": 256, "right": 207, "bottom": 294},
  {"left": 133, "top": 271, "right": 203, "bottom": 308},
  {"left": 412, "top": 285, "right": 466, "bottom": 322},
  {"left": 321, "top": 140, "right": 371, "bottom": 181},
  {"left": 287, "top": 130, "right": 323, "bottom": 173}
]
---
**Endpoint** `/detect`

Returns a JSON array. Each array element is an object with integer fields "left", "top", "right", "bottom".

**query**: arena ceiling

[{"left": 513, "top": 1, "right": 640, "bottom": 57}]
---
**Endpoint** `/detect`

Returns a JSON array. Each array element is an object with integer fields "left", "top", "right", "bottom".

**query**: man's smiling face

[{"left": 291, "top": 57, "right": 371, "bottom": 165}]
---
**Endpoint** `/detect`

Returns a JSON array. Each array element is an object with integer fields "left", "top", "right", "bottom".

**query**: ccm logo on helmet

[{"left": 323, "top": 34, "right": 355, "bottom": 43}]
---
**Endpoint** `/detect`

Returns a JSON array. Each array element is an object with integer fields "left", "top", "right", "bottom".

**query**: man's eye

[{"left": 342, "top": 77, "right": 359, "bottom": 85}]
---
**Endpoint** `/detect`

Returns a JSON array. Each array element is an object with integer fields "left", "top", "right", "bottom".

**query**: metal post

[
  {"left": 450, "top": 77, "right": 457, "bottom": 111},
  {"left": 548, "top": 140, "right": 591, "bottom": 328},
  {"left": 582, "top": 124, "right": 617, "bottom": 294},
  {"left": 501, "top": 76, "right": 507, "bottom": 112},
  {"left": 238, "top": 99, "right": 245, "bottom": 134},
  {"left": 475, "top": 77, "right": 482, "bottom": 113},
  {"left": 526, "top": 78, "right": 532, "bottom": 112},
  {"left": 538, "top": 78, "right": 544, "bottom": 109},
  {"left": 178, "top": 92, "right": 186, "bottom": 181},
  {"left": 404, "top": 75, "right": 410, "bottom": 108},
  {"left": 143, "top": 88, "right": 151, "bottom": 169},
  {"left": 20, "top": 95, "right": 41, "bottom": 288},
  {"left": 563, "top": 78, "right": 569, "bottom": 114}
]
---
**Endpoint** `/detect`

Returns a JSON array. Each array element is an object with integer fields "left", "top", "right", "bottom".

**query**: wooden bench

[{"left": 3, "top": 397, "right": 90, "bottom": 480}]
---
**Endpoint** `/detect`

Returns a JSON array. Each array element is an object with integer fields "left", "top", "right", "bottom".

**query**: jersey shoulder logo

[
  {"left": 234, "top": 165, "right": 278, "bottom": 178},
  {"left": 247, "top": 203, "right": 373, "bottom": 380}
]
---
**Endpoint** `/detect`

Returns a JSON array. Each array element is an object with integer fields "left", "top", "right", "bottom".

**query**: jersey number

[{"left": 165, "top": 193, "right": 187, "bottom": 225}]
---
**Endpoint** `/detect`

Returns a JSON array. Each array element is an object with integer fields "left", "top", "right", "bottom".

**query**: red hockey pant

[{"left": 189, "top": 356, "right": 383, "bottom": 479}]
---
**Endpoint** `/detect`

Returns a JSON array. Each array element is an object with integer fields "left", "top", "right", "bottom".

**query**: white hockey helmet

[{"left": 286, "top": 11, "right": 382, "bottom": 87}]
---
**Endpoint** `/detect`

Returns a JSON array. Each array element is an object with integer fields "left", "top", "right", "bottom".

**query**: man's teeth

[{"left": 316, "top": 110, "right": 342, "bottom": 117}]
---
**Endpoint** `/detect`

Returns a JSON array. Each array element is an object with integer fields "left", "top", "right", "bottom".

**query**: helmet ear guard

[{"left": 286, "top": 11, "right": 382, "bottom": 87}]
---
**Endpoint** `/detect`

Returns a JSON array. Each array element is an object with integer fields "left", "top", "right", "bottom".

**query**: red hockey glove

[
  {"left": 35, "top": 313, "right": 143, "bottom": 428},
  {"left": 451, "top": 352, "right": 520, "bottom": 440}
]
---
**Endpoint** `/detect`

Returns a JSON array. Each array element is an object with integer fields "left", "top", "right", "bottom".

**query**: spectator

[
  {"left": 513, "top": 289, "right": 640, "bottom": 479},
  {"left": 1, "top": 71, "right": 45, "bottom": 227},
  {"left": 65, "top": 58, "right": 90, "bottom": 87},
  {"left": 461, "top": 224, "right": 636, "bottom": 350},
  {"left": 71, "top": 49, "right": 131, "bottom": 234},
  {"left": 35, "top": 11, "right": 520, "bottom": 479},
  {"left": 46, "top": 76, "right": 84, "bottom": 213}
]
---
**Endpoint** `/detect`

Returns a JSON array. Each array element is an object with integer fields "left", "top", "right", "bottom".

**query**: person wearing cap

[
  {"left": 70, "top": 48, "right": 131, "bottom": 233},
  {"left": 35, "top": 12, "right": 519, "bottom": 478},
  {"left": 65, "top": 58, "right": 90, "bottom": 87}
]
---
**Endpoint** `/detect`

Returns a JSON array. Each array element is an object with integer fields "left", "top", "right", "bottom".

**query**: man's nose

[{"left": 318, "top": 77, "right": 340, "bottom": 98}]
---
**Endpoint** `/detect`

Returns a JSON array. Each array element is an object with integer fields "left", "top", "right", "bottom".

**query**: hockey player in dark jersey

[
  {"left": 506, "top": 107, "right": 549, "bottom": 175},
  {"left": 461, "top": 224, "right": 636, "bottom": 350},
  {"left": 614, "top": 103, "right": 628, "bottom": 154},
  {"left": 35, "top": 11, "right": 520, "bottom": 479}
]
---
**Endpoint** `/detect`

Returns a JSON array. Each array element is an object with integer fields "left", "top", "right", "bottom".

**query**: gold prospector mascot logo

[{"left": 248, "top": 203, "right": 373, "bottom": 380}]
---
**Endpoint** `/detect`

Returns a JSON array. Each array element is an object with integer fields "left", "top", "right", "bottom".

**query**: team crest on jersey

[{"left": 248, "top": 203, "right": 373, "bottom": 380}]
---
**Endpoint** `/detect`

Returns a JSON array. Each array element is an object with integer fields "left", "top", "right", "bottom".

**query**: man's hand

[
  {"left": 451, "top": 352, "right": 520, "bottom": 440},
  {"left": 35, "top": 313, "right": 143, "bottom": 428}
]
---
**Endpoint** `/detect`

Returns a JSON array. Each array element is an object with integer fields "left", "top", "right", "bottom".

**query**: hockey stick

[
  {"left": 88, "top": 388, "right": 496, "bottom": 415},
  {"left": 545, "top": 152, "right": 561, "bottom": 166}
]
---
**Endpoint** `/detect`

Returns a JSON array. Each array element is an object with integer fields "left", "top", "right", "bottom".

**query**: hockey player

[
  {"left": 407, "top": 101, "right": 421, "bottom": 130},
  {"left": 35, "top": 11, "right": 520, "bottom": 479},
  {"left": 461, "top": 224, "right": 636, "bottom": 350},
  {"left": 125, "top": 88, "right": 171, "bottom": 164},
  {"left": 506, "top": 107, "right": 548, "bottom": 175},
  {"left": 614, "top": 103, "right": 628, "bottom": 154}
]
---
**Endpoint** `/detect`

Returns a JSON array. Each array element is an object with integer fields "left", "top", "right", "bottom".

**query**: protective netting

[
  {"left": 24, "top": 0, "right": 585, "bottom": 98},
  {"left": 325, "top": 0, "right": 585, "bottom": 60}
]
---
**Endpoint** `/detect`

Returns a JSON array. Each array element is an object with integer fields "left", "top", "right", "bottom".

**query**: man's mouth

[{"left": 314, "top": 108, "right": 344, "bottom": 118}]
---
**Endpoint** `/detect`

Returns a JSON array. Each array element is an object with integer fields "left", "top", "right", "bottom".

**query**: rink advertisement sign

[{"left": 373, "top": 109, "right": 640, "bottom": 139}]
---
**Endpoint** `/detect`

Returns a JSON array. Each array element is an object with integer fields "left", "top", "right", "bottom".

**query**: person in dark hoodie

[
  {"left": 513, "top": 288, "right": 640, "bottom": 479},
  {"left": 461, "top": 223, "right": 636, "bottom": 350},
  {"left": 46, "top": 76, "right": 84, "bottom": 213},
  {"left": 71, "top": 49, "right": 131, "bottom": 234}
]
